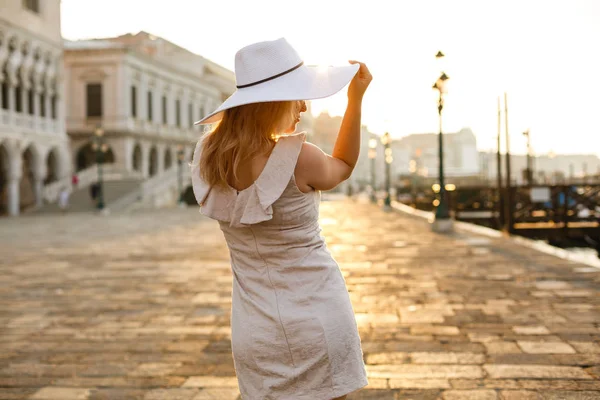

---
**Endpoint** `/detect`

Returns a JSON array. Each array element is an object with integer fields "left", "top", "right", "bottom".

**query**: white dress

[{"left": 191, "top": 132, "right": 368, "bottom": 399}]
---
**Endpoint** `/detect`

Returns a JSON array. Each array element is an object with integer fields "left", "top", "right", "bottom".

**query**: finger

[
  {"left": 348, "top": 60, "right": 365, "bottom": 69},
  {"left": 348, "top": 60, "right": 370, "bottom": 76}
]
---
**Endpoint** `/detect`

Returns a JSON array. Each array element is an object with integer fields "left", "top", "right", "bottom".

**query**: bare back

[{"left": 227, "top": 145, "right": 275, "bottom": 192}]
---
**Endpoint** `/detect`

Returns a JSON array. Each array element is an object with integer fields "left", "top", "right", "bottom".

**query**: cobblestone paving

[{"left": 1, "top": 200, "right": 599, "bottom": 399}]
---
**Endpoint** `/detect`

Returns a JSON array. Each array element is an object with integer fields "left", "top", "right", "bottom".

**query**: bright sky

[{"left": 61, "top": 0, "right": 600, "bottom": 156}]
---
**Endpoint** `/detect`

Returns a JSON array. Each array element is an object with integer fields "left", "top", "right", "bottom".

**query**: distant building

[
  {"left": 311, "top": 111, "right": 340, "bottom": 156},
  {"left": 297, "top": 101, "right": 315, "bottom": 138},
  {"left": 64, "top": 31, "right": 235, "bottom": 180},
  {"left": 391, "top": 128, "right": 480, "bottom": 180},
  {"left": 479, "top": 151, "right": 600, "bottom": 185},
  {"left": 310, "top": 111, "right": 373, "bottom": 191},
  {"left": 0, "top": 0, "right": 68, "bottom": 216}
]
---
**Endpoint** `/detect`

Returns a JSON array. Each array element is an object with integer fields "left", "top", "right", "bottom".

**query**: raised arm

[{"left": 295, "top": 61, "right": 372, "bottom": 192}]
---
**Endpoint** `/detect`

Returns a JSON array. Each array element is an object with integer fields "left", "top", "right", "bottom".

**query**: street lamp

[
  {"left": 91, "top": 125, "right": 107, "bottom": 210},
  {"left": 522, "top": 129, "right": 534, "bottom": 186},
  {"left": 177, "top": 145, "right": 185, "bottom": 206},
  {"left": 381, "top": 132, "right": 393, "bottom": 210},
  {"left": 409, "top": 158, "right": 418, "bottom": 205},
  {"left": 368, "top": 138, "right": 377, "bottom": 203},
  {"left": 431, "top": 50, "right": 452, "bottom": 232}
]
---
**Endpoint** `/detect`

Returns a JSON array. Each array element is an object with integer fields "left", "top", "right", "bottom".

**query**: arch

[
  {"left": 132, "top": 143, "right": 142, "bottom": 172},
  {"left": 76, "top": 142, "right": 115, "bottom": 172},
  {"left": 20, "top": 145, "right": 37, "bottom": 211},
  {"left": 149, "top": 146, "right": 158, "bottom": 177},
  {"left": 0, "top": 143, "right": 8, "bottom": 215},
  {"left": 164, "top": 147, "right": 172, "bottom": 170},
  {"left": 182, "top": 185, "right": 196, "bottom": 205},
  {"left": 44, "top": 147, "right": 59, "bottom": 184}
]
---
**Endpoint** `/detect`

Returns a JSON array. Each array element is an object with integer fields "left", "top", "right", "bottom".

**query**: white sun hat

[{"left": 194, "top": 38, "right": 359, "bottom": 125}]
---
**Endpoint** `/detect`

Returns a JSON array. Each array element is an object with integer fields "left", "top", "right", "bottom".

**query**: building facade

[
  {"left": 310, "top": 111, "right": 373, "bottom": 191},
  {"left": 0, "top": 0, "right": 69, "bottom": 216},
  {"left": 390, "top": 128, "right": 480, "bottom": 180},
  {"left": 64, "top": 31, "right": 235, "bottom": 185}
]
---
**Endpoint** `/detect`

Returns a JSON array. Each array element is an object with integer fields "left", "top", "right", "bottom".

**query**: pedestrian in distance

[
  {"left": 191, "top": 38, "right": 372, "bottom": 400},
  {"left": 71, "top": 173, "right": 79, "bottom": 189},
  {"left": 58, "top": 186, "right": 70, "bottom": 213},
  {"left": 90, "top": 182, "right": 99, "bottom": 207}
]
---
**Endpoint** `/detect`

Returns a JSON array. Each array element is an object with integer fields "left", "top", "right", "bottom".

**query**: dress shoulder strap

[{"left": 252, "top": 132, "right": 306, "bottom": 207}]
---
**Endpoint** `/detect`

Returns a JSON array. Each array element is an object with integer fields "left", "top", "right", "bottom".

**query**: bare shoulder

[
  {"left": 294, "top": 141, "right": 351, "bottom": 192},
  {"left": 294, "top": 142, "right": 325, "bottom": 193},
  {"left": 297, "top": 141, "right": 325, "bottom": 168}
]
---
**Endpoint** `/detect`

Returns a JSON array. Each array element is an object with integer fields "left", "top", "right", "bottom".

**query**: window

[
  {"left": 23, "top": 0, "right": 40, "bottom": 13},
  {"left": 27, "top": 89, "right": 34, "bottom": 115},
  {"left": 40, "top": 93, "right": 45, "bottom": 117},
  {"left": 175, "top": 99, "right": 181, "bottom": 127},
  {"left": 86, "top": 83, "right": 103, "bottom": 118},
  {"left": 15, "top": 79, "right": 22, "bottom": 113},
  {"left": 1, "top": 65, "right": 8, "bottom": 110},
  {"left": 162, "top": 95, "right": 167, "bottom": 124},
  {"left": 51, "top": 95, "right": 57, "bottom": 119},
  {"left": 188, "top": 103, "right": 193, "bottom": 127},
  {"left": 147, "top": 91, "right": 153, "bottom": 122},
  {"left": 1, "top": 83, "right": 7, "bottom": 110},
  {"left": 130, "top": 85, "right": 137, "bottom": 118}
]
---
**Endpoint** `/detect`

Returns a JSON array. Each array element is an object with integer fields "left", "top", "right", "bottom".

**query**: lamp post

[
  {"left": 431, "top": 50, "right": 452, "bottom": 232},
  {"left": 522, "top": 129, "right": 533, "bottom": 186},
  {"left": 409, "top": 158, "right": 417, "bottom": 205},
  {"left": 177, "top": 145, "right": 184, "bottom": 206},
  {"left": 92, "top": 125, "right": 107, "bottom": 210},
  {"left": 381, "top": 132, "right": 393, "bottom": 210},
  {"left": 368, "top": 138, "right": 377, "bottom": 203}
]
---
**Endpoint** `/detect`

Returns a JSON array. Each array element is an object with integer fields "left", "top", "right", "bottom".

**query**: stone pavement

[{"left": 1, "top": 199, "right": 599, "bottom": 400}]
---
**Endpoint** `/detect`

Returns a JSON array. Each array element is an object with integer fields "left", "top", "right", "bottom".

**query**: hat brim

[{"left": 194, "top": 63, "right": 360, "bottom": 125}]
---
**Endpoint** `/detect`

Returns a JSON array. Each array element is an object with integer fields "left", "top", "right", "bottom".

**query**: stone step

[{"left": 37, "top": 178, "right": 143, "bottom": 213}]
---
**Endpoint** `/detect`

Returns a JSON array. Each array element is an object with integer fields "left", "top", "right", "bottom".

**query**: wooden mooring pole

[
  {"left": 504, "top": 92, "right": 514, "bottom": 234},
  {"left": 496, "top": 96, "right": 504, "bottom": 229}
]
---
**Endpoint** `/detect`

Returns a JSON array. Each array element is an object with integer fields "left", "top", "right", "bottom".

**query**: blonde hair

[{"left": 199, "top": 101, "right": 296, "bottom": 188}]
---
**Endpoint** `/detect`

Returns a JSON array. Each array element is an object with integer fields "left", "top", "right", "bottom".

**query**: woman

[{"left": 191, "top": 38, "right": 372, "bottom": 400}]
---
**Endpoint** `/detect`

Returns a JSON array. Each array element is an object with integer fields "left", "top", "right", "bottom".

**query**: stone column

[
  {"left": 111, "top": 137, "right": 131, "bottom": 173},
  {"left": 44, "top": 88, "right": 52, "bottom": 130},
  {"left": 167, "top": 89, "right": 175, "bottom": 127},
  {"left": 7, "top": 82, "right": 16, "bottom": 123},
  {"left": 139, "top": 72, "right": 147, "bottom": 123},
  {"left": 33, "top": 87, "right": 40, "bottom": 124},
  {"left": 157, "top": 144, "right": 165, "bottom": 173},
  {"left": 7, "top": 152, "right": 22, "bottom": 216},
  {"left": 204, "top": 97, "right": 212, "bottom": 120},
  {"left": 141, "top": 142, "right": 150, "bottom": 179},
  {"left": 151, "top": 82, "right": 159, "bottom": 126},
  {"left": 33, "top": 159, "right": 47, "bottom": 208},
  {"left": 33, "top": 51, "right": 46, "bottom": 128},
  {"left": 181, "top": 88, "right": 189, "bottom": 130},
  {"left": 44, "top": 54, "right": 57, "bottom": 132},
  {"left": 7, "top": 176, "right": 20, "bottom": 216},
  {"left": 192, "top": 96, "right": 201, "bottom": 132}
]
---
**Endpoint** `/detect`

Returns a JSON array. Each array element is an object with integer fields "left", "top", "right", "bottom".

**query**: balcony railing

[
  {"left": 0, "top": 109, "right": 62, "bottom": 135},
  {"left": 67, "top": 116, "right": 198, "bottom": 138}
]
